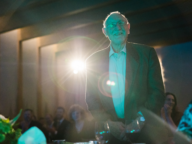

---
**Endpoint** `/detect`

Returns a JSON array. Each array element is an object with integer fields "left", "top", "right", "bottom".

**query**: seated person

[
  {"left": 44, "top": 114, "right": 55, "bottom": 142},
  {"left": 19, "top": 109, "right": 48, "bottom": 140},
  {"left": 39, "top": 117, "right": 46, "bottom": 127},
  {"left": 174, "top": 100, "right": 192, "bottom": 144},
  {"left": 161, "top": 92, "right": 183, "bottom": 128},
  {"left": 66, "top": 104, "right": 95, "bottom": 142},
  {"left": 52, "top": 107, "right": 70, "bottom": 140},
  {"left": 161, "top": 92, "right": 183, "bottom": 144}
]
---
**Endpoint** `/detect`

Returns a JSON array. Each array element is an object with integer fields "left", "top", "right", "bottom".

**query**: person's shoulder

[
  {"left": 61, "top": 119, "right": 70, "bottom": 125},
  {"left": 128, "top": 42, "right": 154, "bottom": 52},
  {"left": 66, "top": 122, "right": 74, "bottom": 129},
  {"left": 127, "top": 42, "right": 156, "bottom": 59},
  {"left": 175, "top": 111, "right": 183, "bottom": 118}
]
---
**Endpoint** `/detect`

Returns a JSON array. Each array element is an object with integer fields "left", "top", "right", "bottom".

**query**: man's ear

[
  {"left": 102, "top": 28, "right": 108, "bottom": 37},
  {"left": 127, "top": 23, "right": 130, "bottom": 34}
]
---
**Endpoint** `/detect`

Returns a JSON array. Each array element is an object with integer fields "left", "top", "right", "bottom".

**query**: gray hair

[{"left": 103, "top": 11, "right": 129, "bottom": 28}]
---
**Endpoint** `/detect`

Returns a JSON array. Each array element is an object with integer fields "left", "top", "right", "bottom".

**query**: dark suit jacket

[
  {"left": 53, "top": 119, "right": 70, "bottom": 140},
  {"left": 65, "top": 120, "right": 95, "bottom": 142},
  {"left": 85, "top": 42, "right": 165, "bottom": 123}
]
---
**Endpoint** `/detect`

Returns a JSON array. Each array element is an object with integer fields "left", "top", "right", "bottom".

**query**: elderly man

[{"left": 86, "top": 11, "right": 165, "bottom": 143}]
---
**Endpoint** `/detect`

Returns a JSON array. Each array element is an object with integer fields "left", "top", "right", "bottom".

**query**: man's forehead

[{"left": 106, "top": 14, "right": 126, "bottom": 24}]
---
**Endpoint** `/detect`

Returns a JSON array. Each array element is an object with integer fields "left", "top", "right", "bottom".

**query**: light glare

[
  {"left": 106, "top": 80, "right": 115, "bottom": 86},
  {"left": 71, "top": 60, "right": 86, "bottom": 74},
  {"left": 73, "top": 70, "right": 78, "bottom": 74}
]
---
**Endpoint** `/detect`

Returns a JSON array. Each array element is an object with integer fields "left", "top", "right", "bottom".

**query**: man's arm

[
  {"left": 85, "top": 58, "right": 111, "bottom": 122},
  {"left": 144, "top": 48, "right": 165, "bottom": 115}
]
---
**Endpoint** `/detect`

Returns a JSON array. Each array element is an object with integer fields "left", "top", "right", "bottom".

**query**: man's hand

[
  {"left": 126, "top": 116, "right": 145, "bottom": 133},
  {"left": 107, "top": 121, "right": 127, "bottom": 141}
]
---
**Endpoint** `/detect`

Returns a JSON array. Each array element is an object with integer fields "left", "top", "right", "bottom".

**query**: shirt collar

[{"left": 109, "top": 44, "right": 126, "bottom": 57}]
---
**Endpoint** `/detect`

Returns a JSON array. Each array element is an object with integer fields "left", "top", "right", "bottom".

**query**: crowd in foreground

[
  {"left": 18, "top": 105, "right": 95, "bottom": 143},
  {"left": 15, "top": 92, "right": 192, "bottom": 144}
]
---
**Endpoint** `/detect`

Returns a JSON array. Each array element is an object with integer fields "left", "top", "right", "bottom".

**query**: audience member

[
  {"left": 161, "top": 92, "right": 183, "bottom": 128},
  {"left": 32, "top": 115, "right": 37, "bottom": 121},
  {"left": 20, "top": 109, "right": 41, "bottom": 133},
  {"left": 39, "top": 117, "right": 46, "bottom": 127},
  {"left": 19, "top": 109, "right": 48, "bottom": 141},
  {"left": 52, "top": 107, "right": 70, "bottom": 140},
  {"left": 161, "top": 92, "right": 183, "bottom": 144},
  {"left": 174, "top": 100, "right": 192, "bottom": 144},
  {"left": 66, "top": 104, "right": 95, "bottom": 142},
  {"left": 45, "top": 114, "right": 56, "bottom": 142}
]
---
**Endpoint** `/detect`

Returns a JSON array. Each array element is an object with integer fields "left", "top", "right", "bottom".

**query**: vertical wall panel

[
  {"left": 40, "top": 45, "right": 57, "bottom": 116},
  {"left": 0, "top": 30, "right": 19, "bottom": 118},
  {"left": 22, "top": 38, "right": 39, "bottom": 116}
]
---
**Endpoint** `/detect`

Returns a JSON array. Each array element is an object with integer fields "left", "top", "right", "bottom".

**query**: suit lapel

[
  {"left": 125, "top": 42, "right": 139, "bottom": 95},
  {"left": 124, "top": 42, "right": 139, "bottom": 121},
  {"left": 100, "top": 47, "right": 110, "bottom": 74}
]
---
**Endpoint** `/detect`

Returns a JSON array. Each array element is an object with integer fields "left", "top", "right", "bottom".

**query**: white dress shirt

[{"left": 109, "top": 45, "right": 126, "bottom": 118}]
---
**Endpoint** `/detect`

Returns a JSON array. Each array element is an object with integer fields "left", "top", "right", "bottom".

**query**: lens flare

[
  {"left": 73, "top": 70, "right": 78, "bottom": 74},
  {"left": 71, "top": 60, "right": 86, "bottom": 74},
  {"left": 106, "top": 80, "right": 115, "bottom": 86}
]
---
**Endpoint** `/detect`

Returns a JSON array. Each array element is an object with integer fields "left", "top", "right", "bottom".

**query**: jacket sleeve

[
  {"left": 85, "top": 57, "right": 111, "bottom": 122},
  {"left": 144, "top": 48, "right": 165, "bottom": 115}
]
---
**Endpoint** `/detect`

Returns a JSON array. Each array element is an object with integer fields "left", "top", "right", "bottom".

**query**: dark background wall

[{"left": 156, "top": 41, "right": 192, "bottom": 112}]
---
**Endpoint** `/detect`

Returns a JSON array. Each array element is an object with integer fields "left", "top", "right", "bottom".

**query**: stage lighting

[{"left": 71, "top": 60, "right": 86, "bottom": 74}]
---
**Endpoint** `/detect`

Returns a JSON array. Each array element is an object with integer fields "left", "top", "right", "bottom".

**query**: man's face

[
  {"left": 103, "top": 14, "right": 130, "bottom": 45},
  {"left": 24, "top": 111, "right": 33, "bottom": 122},
  {"left": 56, "top": 109, "right": 64, "bottom": 120}
]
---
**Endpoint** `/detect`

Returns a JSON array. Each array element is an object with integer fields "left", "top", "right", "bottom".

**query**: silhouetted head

[
  {"left": 56, "top": 107, "right": 65, "bottom": 120},
  {"left": 69, "top": 104, "right": 86, "bottom": 122},
  {"left": 165, "top": 92, "right": 177, "bottom": 110},
  {"left": 24, "top": 109, "right": 33, "bottom": 122}
]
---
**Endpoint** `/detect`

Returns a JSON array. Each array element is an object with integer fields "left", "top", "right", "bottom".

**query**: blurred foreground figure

[
  {"left": 52, "top": 107, "right": 70, "bottom": 140},
  {"left": 86, "top": 11, "right": 165, "bottom": 144},
  {"left": 174, "top": 100, "right": 192, "bottom": 144},
  {"left": 18, "top": 126, "right": 46, "bottom": 144},
  {"left": 66, "top": 104, "right": 95, "bottom": 142},
  {"left": 45, "top": 114, "right": 55, "bottom": 142}
]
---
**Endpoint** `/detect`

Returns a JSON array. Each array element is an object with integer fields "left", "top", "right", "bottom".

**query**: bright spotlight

[
  {"left": 71, "top": 60, "right": 86, "bottom": 74},
  {"left": 73, "top": 70, "right": 78, "bottom": 74}
]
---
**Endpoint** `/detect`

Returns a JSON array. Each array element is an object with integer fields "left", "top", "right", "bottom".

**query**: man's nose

[{"left": 115, "top": 23, "right": 121, "bottom": 30}]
